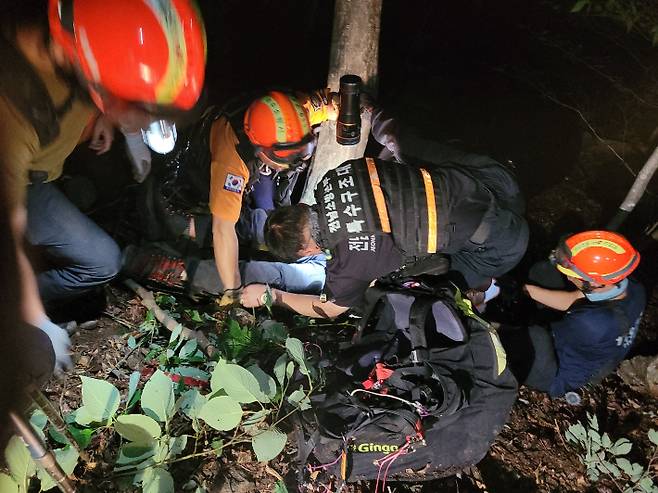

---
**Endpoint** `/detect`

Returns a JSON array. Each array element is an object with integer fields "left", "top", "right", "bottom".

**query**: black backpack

[{"left": 295, "top": 275, "right": 518, "bottom": 491}]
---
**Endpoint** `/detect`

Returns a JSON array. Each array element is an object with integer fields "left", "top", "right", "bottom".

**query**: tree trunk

[
  {"left": 607, "top": 144, "right": 658, "bottom": 230},
  {"left": 300, "top": 0, "right": 383, "bottom": 205}
]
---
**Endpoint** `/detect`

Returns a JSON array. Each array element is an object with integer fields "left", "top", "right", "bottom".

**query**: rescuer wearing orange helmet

[
  {"left": 129, "top": 88, "right": 402, "bottom": 305},
  {"left": 0, "top": 0, "right": 206, "bottom": 376},
  {"left": 500, "top": 230, "right": 646, "bottom": 397}
]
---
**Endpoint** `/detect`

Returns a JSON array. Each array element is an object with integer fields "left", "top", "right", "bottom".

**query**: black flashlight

[{"left": 336, "top": 74, "right": 362, "bottom": 146}]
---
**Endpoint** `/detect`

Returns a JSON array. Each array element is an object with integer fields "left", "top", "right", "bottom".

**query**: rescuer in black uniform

[{"left": 239, "top": 154, "right": 529, "bottom": 318}]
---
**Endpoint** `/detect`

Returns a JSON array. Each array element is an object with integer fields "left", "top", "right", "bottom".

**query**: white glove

[
  {"left": 36, "top": 315, "right": 73, "bottom": 375},
  {"left": 123, "top": 131, "right": 152, "bottom": 183}
]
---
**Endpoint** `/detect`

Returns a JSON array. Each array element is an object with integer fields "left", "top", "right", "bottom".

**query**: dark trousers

[
  {"left": 498, "top": 260, "right": 565, "bottom": 391},
  {"left": 26, "top": 182, "right": 121, "bottom": 303}
]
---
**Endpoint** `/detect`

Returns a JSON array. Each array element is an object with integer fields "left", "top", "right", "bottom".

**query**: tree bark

[
  {"left": 301, "top": 0, "right": 383, "bottom": 205},
  {"left": 607, "top": 144, "right": 658, "bottom": 230}
]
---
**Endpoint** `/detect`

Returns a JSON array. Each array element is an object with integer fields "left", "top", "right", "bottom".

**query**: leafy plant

[
  {"left": 565, "top": 413, "right": 658, "bottom": 492},
  {"left": 3, "top": 301, "right": 320, "bottom": 492}
]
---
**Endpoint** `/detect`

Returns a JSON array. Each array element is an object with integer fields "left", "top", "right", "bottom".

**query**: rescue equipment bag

[{"left": 295, "top": 275, "right": 517, "bottom": 490}]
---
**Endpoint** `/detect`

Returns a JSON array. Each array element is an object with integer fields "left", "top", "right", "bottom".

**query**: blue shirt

[{"left": 549, "top": 278, "right": 646, "bottom": 397}]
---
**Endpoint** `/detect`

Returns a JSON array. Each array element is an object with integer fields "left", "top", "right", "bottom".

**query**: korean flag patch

[{"left": 224, "top": 173, "right": 245, "bottom": 193}]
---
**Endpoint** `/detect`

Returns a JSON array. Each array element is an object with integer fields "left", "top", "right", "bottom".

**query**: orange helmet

[
  {"left": 49, "top": 0, "right": 207, "bottom": 111},
  {"left": 243, "top": 91, "right": 315, "bottom": 167},
  {"left": 551, "top": 230, "right": 640, "bottom": 285}
]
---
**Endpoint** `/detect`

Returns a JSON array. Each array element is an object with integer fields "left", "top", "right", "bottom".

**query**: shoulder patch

[{"left": 224, "top": 173, "right": 245, "bottom": 193}]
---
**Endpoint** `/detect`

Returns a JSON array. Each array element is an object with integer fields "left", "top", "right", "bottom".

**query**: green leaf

[
  {"left": 598, "top": 461, "right": 620, "bottom": 477},
  {"left": 169, "top": 366, "right": 210, "bottom": 381},
  {"left": 29, "top": 409, "right": 48, "bottom": 432},
  {"left": 287, "top": 389, "right": 312, "bottom": 410},
  {"left": 587, "top": 413, "right": 599, "bottom": 432},
  {"left": 286, "top": 361, "right": 295, "bottom": 380},
  {"left": 211, "top": 361, "right": 270, "bottom": 404},
  {"left": 221, "top": 320, "right": 254, "bottom": 360},
  {"left": 252, "top": 427, "right": 287, "bottom": 462},
  {"left": 242, "top": 410, "right": 271, "bottom": 427},
  {"left": 5, "top": 435, "right": 36, "bottom": 485},
  {"left": 566, "top": 423, "right": 587, "bottom": 443},
  {"left": 630, "top": 462, "right": 645, "bottom": 481},
  {"left": 73, "top": 407, "right": 94, "bottom": 426},
  {"left": 142, "top": 467, "right": 175, "bottom": 493},
  {"left": 612, "top": 438, "right": 632, "bottom": 456},
  {"left": 0, "top": 473, "right": 18, "bottom": 493},
  {"left": 571, "top": 0, "right": 590, "bottom": 13},
  {"left": 141, "top": 370, "right": 175, "bottom": 423},
  {"left": 248, "top": 365, "right": 277, "bottom": 399},
  {"left": 273, "top": 354, "right": 288, "bottom": 386},
  {"left": 80, "top": 376, "right": 121, "bottom": 423},
  {"left": 169, "top": 324, "right": 183, "bottom": 345},
  {"left": 273, "top": 480, "right": 288, "bottom": 493},
  {"left": 589, "top": 429, "right": 601, "bottom": 445},
  {"left": 242, "top": 410, "right": 271, "bottom": 436},
  {"left": 127, "top": 335, "right": 138, "bottom": 349},
  {"left": 178, "top": 389, "right": 207, "bottom": 420},
  {"left": 37, "top": 446, "right": 79, "bottom": 491},
  {"left": 115, "top": 442, "right": 155, "bottom": 466},
  {"left": 115, "top": 415, "right": 162, "bottom": 443},
  {"left": 648, "top": 429, "right": 658, "bottom": 446},
  {"left": 127, "top": 371, "right": 141, "bottom": 406},
  {"left": 615, "top": 457, "right": 633, "bottom": 475},
  {"left": 211, "top": 439, "right": 224, "bottom": 458},
  {"left": 67, "top": 425, "right": 94, "bottom": 449},
  {"left": 286, "top": 338, "right": 309, "bottom": 375},
  {"left": 198, "top": 396, "right": 243, "bottom": 431},
  {"left": 47, "top": 425, "right": 69, "bottom": 446},
  {"left": 29, "top": 409, "right": 47, "bottom": 442},
  {"left": 166, "top": 436, "right": 187, "bottom": 460},
  {"left": 639, "top": 477, "right": 656, "bottom": 492},
  {"left": 186, "top": 309, "right": 203, "bottom": 323},
  {"left": 260, "top": 320, "right": 288, "bottom": 343},
  {"left": 179, "top": 339, "right": 198, "bottom": 359},
  {"left": 601, "top": 433, "right": 612, "bottom": 449}
]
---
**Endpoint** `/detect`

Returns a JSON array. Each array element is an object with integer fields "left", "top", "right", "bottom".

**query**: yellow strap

[
  {"left": 419, "top": 168, "right": 438, "bottom": 253},
  {"left": 366, "top": 158, "right": 391, "bottom": 233}
]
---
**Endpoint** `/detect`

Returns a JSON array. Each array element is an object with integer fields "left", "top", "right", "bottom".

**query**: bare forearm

[
  {"left": 272, "top": 289, "right": 347, "bottom": 318},
  {"left": 525, "top": 284, "right": 583, "bottom": 311},
  {"left": 212, "top": 221, "right": 241, "bottom": 290},
  {"left": 11, "top": 207, "right": 45, "bottom": 324}
]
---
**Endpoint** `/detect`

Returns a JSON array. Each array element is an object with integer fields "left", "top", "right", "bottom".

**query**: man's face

[{"left": 297, "top": 221, "right": 321, "bottom": 257}]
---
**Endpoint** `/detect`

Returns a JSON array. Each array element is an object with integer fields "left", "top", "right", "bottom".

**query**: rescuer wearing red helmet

[
  {"left": 500, "top": 230, "right": 646, "bottom": 397},
  {"left": 0, "top": 0, "right": 206, "bottom": 377}
]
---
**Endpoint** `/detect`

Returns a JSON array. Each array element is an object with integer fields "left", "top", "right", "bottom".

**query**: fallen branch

[
  {"left": 123, "top": 279, "right": 216, "bottom": 358},
  {"left": 10, "top": 411, "right": 77, "bottom": 493}
]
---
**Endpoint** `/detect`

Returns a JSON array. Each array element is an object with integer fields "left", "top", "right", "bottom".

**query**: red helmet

[
  {"left": 49, "top": 0, "right": 207, "bottom": 111},
  {"left": 243, "top": 91, "right": 315, "bottom": 167},
  {"left": 551, "top": 230, "right": 640, "bottom": 285}
]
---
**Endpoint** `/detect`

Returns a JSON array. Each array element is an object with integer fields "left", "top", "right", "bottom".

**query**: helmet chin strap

[{"left": 584, "top": 278, "right": 628, "bottom": 302}]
